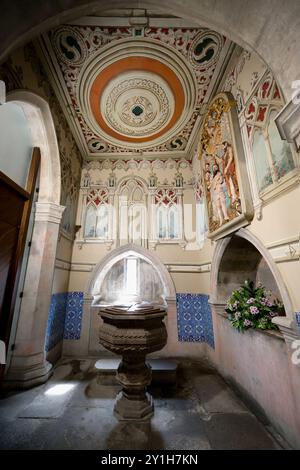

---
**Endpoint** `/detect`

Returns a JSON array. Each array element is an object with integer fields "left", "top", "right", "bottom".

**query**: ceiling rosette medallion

[
  {"left": 77, "top": 39, "right": 197, "bottom": 150},
  {"left": 103, "top": 73, "right": 173, "bottom": 137}
]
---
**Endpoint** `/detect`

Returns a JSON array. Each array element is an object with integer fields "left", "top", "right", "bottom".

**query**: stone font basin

[{"left": 98, "top": 303, "right": 167, "bottom": 420}]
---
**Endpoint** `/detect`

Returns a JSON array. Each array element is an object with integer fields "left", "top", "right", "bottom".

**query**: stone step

[{"left": 94, "top": 358, "right": 177, "bottom": 385}]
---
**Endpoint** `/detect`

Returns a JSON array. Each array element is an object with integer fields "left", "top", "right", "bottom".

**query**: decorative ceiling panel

[{"left": 40, "top": 24, "right": 231, "bottom": 159}]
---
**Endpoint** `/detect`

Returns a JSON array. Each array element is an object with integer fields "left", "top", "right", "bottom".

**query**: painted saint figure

[
  {"left": 222, "top": 141, "right": 238, "bottom": 203},
  {"left": 204, "top": 161, "right": 213, "bottom": 217},
  {"left": 211, "top": 163, "right": 229, "bottom": 226},
  {"left": 198, "top": 93, "right": 251, "bottom": 236}
]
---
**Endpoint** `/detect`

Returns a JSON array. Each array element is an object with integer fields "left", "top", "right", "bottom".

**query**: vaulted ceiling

[{"left": 38, "top": 10, "right": 233, "bottom": 161}]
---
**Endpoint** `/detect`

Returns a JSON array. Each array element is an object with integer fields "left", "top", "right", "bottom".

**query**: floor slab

[{"left": 0, "top": 358, "right": 285, "bottom": 450}]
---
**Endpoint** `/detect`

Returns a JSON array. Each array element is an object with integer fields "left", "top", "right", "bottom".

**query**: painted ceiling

[{"left": 39, "top": 16, "right": 232, "bottom": 160}]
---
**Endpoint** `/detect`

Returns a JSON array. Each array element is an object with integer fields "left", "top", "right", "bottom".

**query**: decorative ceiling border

[{"left": 82, "top": 156, "right": 193, "bottom": 172}]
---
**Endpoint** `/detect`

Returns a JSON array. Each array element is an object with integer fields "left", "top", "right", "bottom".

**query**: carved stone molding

[
  {"left": 275, "top": 98, "right": 300, "bottom": 151},
  {"left": 35, "top": 202, "right": 65, "bottom": 224},
  {"left": 272, "top": 316, "right": 299, "bottom": 344}
]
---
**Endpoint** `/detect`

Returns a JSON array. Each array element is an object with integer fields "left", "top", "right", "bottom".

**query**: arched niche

[
  {"left": 210, "top": 228, "right": 293, "bottom": 319},
  {"left": 84, "top": 244, "right": 176, "bottom": 355},
  {"left": 209, "top": 229, "right": 300, "bottom": 449},
  {"left": 116, "top": 176, "right": 149, "bottom": 247},
  {"left": 88, "top": 243, "right": 176, "bottom": 303},
  {"left": 4, "top": 90, "right": 64, "bottom": 388},
  {"left": 116, "top": 175, "right": 148, "bottom": 195}
]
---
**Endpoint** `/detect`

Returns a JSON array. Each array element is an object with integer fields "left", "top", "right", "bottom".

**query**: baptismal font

[{"left": 98, "top": 303, "right": 167, "bottom": 420}]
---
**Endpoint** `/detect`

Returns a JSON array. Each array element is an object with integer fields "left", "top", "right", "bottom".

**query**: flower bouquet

[{"left": 225, "top": 280, "right": 284, "bottom": 332}]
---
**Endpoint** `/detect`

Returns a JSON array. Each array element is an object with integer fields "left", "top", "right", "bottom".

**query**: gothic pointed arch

[
  {"left": 87, "top": 243, "right": 176, "bottom": 302},
  {"left": 210, "top": 228, "right": 293, "bottom": 319}
]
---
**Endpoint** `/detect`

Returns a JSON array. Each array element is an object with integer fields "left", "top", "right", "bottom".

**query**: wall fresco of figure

[{"left": 198, "top": 92, "right": 253, "bottom": 239}]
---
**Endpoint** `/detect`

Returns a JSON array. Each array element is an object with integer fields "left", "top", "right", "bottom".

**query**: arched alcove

[
  {"left": 116, "top": 175, "right": 149, "bottom": 195},
  {"left": 210, "top": 228, "right": 293, "bottom": 318},
  {"left": 208, "top": 229, "right": 300, "bottom": 446},
  {"left": 88, "top": 243, "right": 176, "bottom": 302},
  {"left": 83, "top": 244, "right": 176, "bottom": 355},
  {"left": 116, "top": 177, "right": 149, "bottom": 247}
]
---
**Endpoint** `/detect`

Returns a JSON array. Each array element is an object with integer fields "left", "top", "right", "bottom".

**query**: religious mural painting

[{"left": 198, "top": 92, "right": 253, "bottom": 239}]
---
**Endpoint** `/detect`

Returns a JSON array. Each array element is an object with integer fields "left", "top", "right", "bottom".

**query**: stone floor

[{"left": 0, "top": 358, "right": 287, "bottom": 450}]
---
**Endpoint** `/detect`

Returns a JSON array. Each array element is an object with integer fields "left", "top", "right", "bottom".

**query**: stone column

[
  {"left": 175, "top": 187, "right": 184, "bottom": 241},
  {"left": 5, "top": 202, "right": 65, "bottom": 389},
  {"left": 107, "top": 187, "right": 115, "bottom": 250},
  {"left": 148, "top": 187, "right": 157, "bottom": 250},
  {"left": 77, "top": 186, "right": 88, "bottom": 240}
]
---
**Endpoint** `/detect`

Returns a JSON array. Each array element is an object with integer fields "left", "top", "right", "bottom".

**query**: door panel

[{"left": 0, "top": 148, "right": 40, "bottom": 383}]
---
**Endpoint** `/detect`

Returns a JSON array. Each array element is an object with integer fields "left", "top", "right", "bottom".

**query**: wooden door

[{"left": 0, "top": 148, "right": 40, "bottom": 384}]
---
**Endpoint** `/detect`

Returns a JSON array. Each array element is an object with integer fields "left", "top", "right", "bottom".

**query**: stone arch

[
  {"left": 1, "top": 0, "right": 300, "bottom": 100},
  {"left": 7, "top": 90, "right": 61, "bottom": 204},
  {"left": 4, "top": 90, "right": 65, "bottom": 389},
  {"left": 116, "top": 175, "right": 149, "bottom": 195},
  {"left": 210, "top": 228, "right": 293, "bottom": 319},
  {"left": 116, "top": 176, "right": 149, "bottom": 246},
  {"left": 87, "top": 243, "right": 176, "bottom": 302},
  {"left": 80, "top": 244, "right": 176, "bottom": 356}
]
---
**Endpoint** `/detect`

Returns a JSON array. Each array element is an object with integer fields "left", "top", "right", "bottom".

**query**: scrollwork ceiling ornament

[
  {"left": 52, "top": 26, "right": 87, "bottom": 66},
  {"left": 189, "top": 31, "right": 223, "bottom": 69},
  {"left": 87, "top": 139, "right": 108, "bottom": 153},
  {"left": 8, "top": 41, "right": 84, "bottom": 236},
  {"left": 166, "top": 137, "right": 187, "bottom": 151}
]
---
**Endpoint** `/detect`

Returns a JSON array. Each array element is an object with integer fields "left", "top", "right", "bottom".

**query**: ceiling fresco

[{"left": 39, "top": 19, "right": 232, "bottom": 160}]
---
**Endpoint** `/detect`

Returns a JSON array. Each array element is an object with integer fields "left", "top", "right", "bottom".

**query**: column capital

[
  {"left": 35, "top": 202, "right": 65, "bottom": 224},
  {"left": 275, "top": 97, "right": 300, "bottom": 151},
  {"left": 148, "top": 188, "right": 157, "bottom": 196}
]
